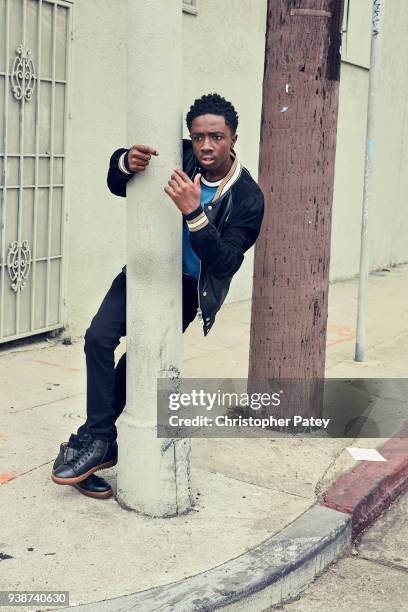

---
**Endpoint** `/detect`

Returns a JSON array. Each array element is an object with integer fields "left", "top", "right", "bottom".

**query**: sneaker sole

[
  {"left": 50, "top": 458, "right": 117, "bottom": 485},
  {"left": 72, "top": 484, "right": 113, "bottom": 499}
]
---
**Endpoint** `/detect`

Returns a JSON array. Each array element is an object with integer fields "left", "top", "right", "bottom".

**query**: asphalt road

[{"left": 274, "top": 491, "right": 408, "bottom": 612}]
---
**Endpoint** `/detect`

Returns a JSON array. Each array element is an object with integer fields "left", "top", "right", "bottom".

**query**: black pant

[{"left": 76, "top": 272, "right": 198, "bottom": 441}]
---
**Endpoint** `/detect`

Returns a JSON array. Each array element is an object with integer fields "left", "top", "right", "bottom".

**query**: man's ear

[{"left": 231, "top": 134, "right": 238, "bottom": 149}]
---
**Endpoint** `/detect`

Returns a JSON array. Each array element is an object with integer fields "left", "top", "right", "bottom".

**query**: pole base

[
  {"left": 355, "top": 342, "right": 365, "bottom": 362},
  {"left": 116, "top": 412, "right": 192, "bottom": 517}
]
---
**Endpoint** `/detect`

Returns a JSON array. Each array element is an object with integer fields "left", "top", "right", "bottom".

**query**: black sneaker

[
  {"left": 73, "top": 474, "right": 113, "bottom": 499},
  {"left": 52, "top": 432, "right": 93, "bottom": 472},
  {"left": 52, "top": 441, "right": 82, "bottom": 474},
  {"left": 51, "top": 438, "right": 118, "bottom": 485},
  {"left": 52, "top": 442, "right": 113, "bottom": 498}
]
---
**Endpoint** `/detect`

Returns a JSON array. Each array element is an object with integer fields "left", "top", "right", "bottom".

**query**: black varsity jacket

[{"left": 107, "top": 140, "right": 264, "bottom": 336}]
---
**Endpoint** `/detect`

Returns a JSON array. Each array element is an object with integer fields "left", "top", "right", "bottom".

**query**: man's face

[{"left": 190, "top": 114, "right": 237, "bottom": 175}]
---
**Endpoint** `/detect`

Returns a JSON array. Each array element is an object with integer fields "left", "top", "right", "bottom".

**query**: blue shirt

[{"left": 182, "top": 181, "right": 217, "bottom": 279}]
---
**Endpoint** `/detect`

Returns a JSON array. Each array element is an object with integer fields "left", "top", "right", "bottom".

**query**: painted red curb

[{"left": 322, "top": 431, "right": 408, "bottom": 539}]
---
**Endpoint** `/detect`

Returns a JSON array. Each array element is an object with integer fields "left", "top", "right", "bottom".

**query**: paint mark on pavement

[
  {"left": 23, "top": 358, "right": 81, "bottom": 373},
  {"left": 0, "top": 472, "right": 18, "bottom": 484},
  {"left": 327, "top": 323, "right": 355, "bottom": 347}
]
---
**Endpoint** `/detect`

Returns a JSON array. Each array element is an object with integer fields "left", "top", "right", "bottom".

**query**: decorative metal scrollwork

[
  {"left": 10, "top": 45, "right": 36, "bottom": 102},
  {"left": 7, "top": 240, "right": 31, "bottom": 292}
]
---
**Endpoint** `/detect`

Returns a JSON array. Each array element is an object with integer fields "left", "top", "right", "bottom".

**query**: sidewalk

[{"left": 0, "top": 264, "right": 407, "bottom": 610}]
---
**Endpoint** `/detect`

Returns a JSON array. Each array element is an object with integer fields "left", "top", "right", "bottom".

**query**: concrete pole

[
  {"left": 355, "top": 0, "right": 383, "bottom": 362},
  {"left": 116, "top": 0, "right": 192, "bottom": 517}
]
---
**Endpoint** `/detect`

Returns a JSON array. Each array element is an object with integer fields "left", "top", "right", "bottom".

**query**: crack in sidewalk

[
  {"left": 355, "top": 553, "right": 408, "bottom": 574},
  {"left": 6, "top": 392, "right": 85, "bottom": 414},
  {"left": 205, "top": 469, "right": 312, "bottom": 500},
  {"left": 314, "top": 438, "right": 357, "bottom": 500},
  {"left": 1, "top": 459, "right": 54, "bottom": 485}
]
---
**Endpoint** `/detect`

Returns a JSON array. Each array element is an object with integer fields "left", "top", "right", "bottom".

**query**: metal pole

[
  {"left": 355, "top": 0, "right": 383, "bottom": 362},
  {"left": 116, "top": 0, "right": 192, "bottom": 516}
]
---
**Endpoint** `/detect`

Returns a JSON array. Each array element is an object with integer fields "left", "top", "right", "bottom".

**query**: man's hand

[
  {"left": 127, "top": 144, "right": 159, "bottom": 173},
  {"left": 164, "top": 168, "right": 202, "bottom": 215}
]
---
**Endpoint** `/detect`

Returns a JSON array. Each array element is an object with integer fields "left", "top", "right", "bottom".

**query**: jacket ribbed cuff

[
  {"left": 118, "top": 151, "right": 132, "bottom": 175},
  {"left": 124, "top": 151, "right": 132, "bottom": 173},
  {"left": 183, "top": 206, "right": 209, "bottom": 232}
]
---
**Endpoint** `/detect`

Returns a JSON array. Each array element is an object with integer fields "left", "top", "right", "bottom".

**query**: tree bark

[{"left": 249, "top": 0, "right": 345, "bottom": 423}]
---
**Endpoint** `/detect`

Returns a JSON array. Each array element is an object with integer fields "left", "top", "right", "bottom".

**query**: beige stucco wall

[
  {"left": 65, "top": 0, "right": 267, "bottom": 336},
  {"left": 330, "top": 62, "right": 369, "bottom": 280},
  {"left": 66, "top": 0, "right": 128, "bottom": 337},
  {"left": 331, "top": 0, "right": 408, "bottom": 279},
  {"left": 65, "top": 0, "right": 408, "bottom": 337},
  {"left": 366, "top": 0, "right": 408, "bottom": 269},
  {"left": 181, "top": 0, "right": 267, "bottom": 303}
]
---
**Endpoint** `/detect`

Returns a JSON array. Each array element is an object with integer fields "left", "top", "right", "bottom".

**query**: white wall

[
  {"left": 65, "top": 0, "right": 408, "bottom": 337},
  {"left": 331, "top": 0, "right": 408, "bottom": 280},
  {"left": 65, "top": 0, "right": 267, "bottom": 336},
  {"left": 330, "top": 63, "right": 369, "bottom": 280},
  {"left": 181, "top": 0, "right": 267, "bottom": 303},
  {"left": 67, "top": 0, "right": 127, "bottom": 336},
  {"left": 367, "top": 0, "right": 408, "bottom": 269}
]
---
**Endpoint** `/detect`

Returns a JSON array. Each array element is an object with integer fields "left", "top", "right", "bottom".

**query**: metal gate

[{"left": 0, "top": 0, "right": 72, "bottom": 343}]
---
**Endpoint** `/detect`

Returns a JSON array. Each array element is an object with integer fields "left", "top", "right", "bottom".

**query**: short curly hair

[{"left": 186, "top": 93, "right": 239, "bottom": 134}]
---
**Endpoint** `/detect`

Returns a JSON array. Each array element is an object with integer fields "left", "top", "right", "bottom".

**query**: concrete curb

[
  {"left": 61, "top": 433, "right": 408, "bottom": 611},
  {"left": 323, "top": 433, "right": 408, "bottom": 538},
  {"left": 62, "top": 505, "right": 351, "bottom": 612}
]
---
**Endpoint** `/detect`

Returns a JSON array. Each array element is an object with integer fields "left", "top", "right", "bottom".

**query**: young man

[{"left": 51, "top": 93, "right": 264, "bottom": 497}]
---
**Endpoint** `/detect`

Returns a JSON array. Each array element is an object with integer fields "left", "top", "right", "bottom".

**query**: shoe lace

[{"left": 68, "top": 442, "right": 94, "bottom": 468}]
